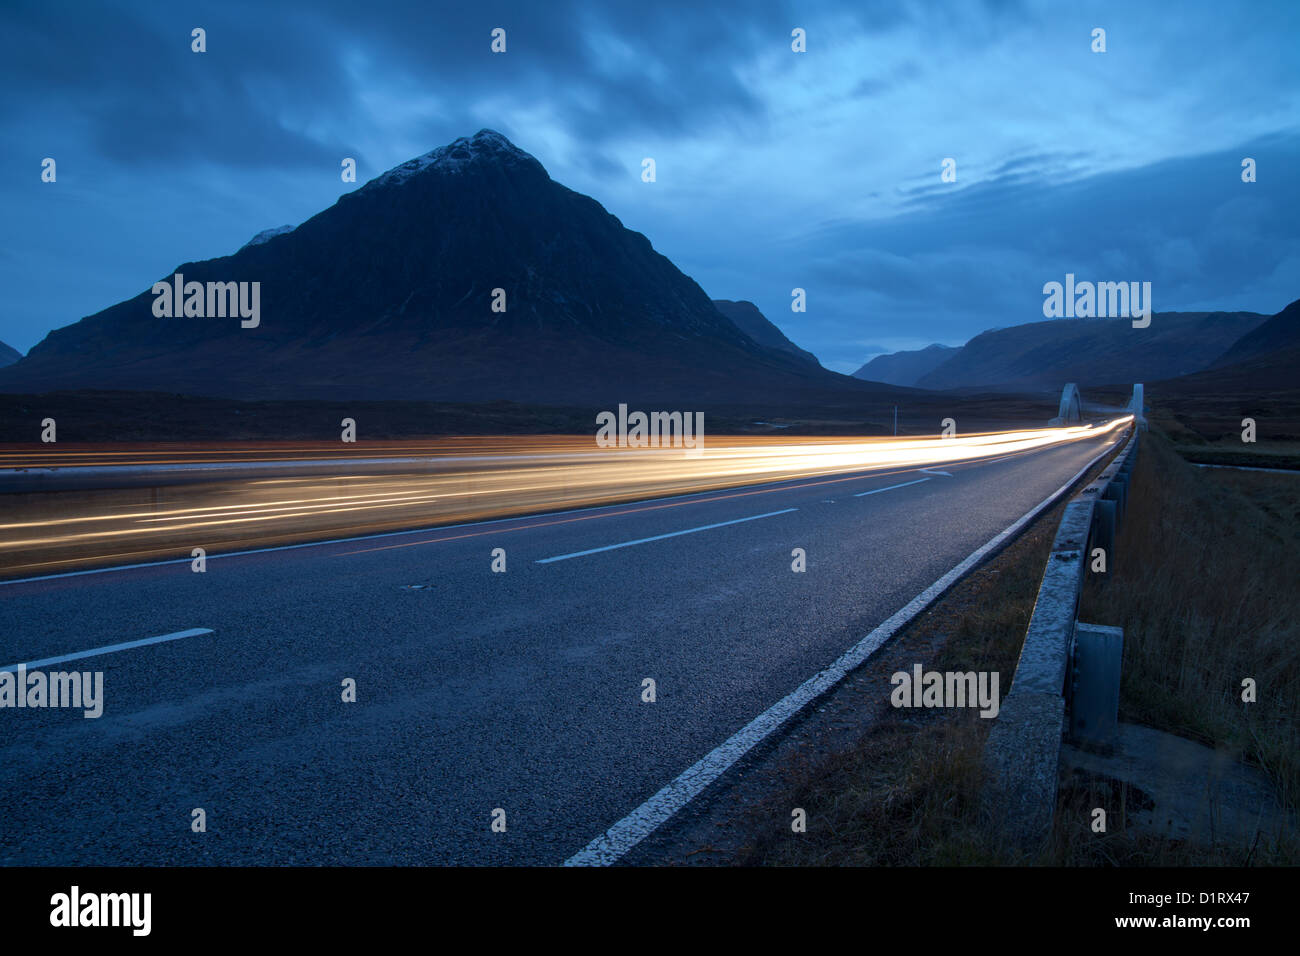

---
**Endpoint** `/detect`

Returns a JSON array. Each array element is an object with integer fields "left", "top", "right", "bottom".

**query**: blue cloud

[{"left": 0, "top": 0, "right": 1295, "bottom": 374}]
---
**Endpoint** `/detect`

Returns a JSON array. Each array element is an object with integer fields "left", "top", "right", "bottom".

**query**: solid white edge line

[
  {"left": 853, "top": 477, "right": 931, "bottom": 497},
  {"left": 563, "top": 430, "right": 1126, "bottom": 866},
  {"left": 1, "top": 627, "right": 215, "bottom": 673},
  {"left": 535, "top": 509, "right": 799, "bottom": 563}
]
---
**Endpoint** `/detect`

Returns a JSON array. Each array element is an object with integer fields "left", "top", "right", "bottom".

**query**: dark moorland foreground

[{"left": 0, "top": 388, "right": 1070, "bottom": 442}]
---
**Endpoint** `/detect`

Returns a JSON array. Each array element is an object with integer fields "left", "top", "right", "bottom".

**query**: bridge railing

[{"left": 982, "top": 422, "right": 1139, "bottom": 849}]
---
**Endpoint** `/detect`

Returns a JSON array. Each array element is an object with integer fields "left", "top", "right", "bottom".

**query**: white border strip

[
  {"left": 564, "top": 431, "right": 1126, "bottom": 866},
  {"left": 1, "top": 627, "right": 214, "bottom": 673}
]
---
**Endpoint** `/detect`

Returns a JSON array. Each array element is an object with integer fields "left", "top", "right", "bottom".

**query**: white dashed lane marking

[
  {"left": 1, "top": 628, "right": 215, "bottom": 673},
  {"left": 534, "top": 508, "right": 799, "bottom": 564}
]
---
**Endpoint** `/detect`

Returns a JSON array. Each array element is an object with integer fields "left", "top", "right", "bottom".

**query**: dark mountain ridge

[
  {"left": 0, "top": 130, "right": 886, "bottom": 407},
  {"left": 1211, "top": 297, "right": 1300, "bottom": 367},
  {"left": 914, "top": 311, "right": 1267, "bottom": 390},
  {"left": 1157, "top": 297, "right": 1300, "bottom": 393}
]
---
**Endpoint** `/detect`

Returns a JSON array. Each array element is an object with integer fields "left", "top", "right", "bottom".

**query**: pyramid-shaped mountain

[{"left": 0, "top": 130, "right": 878, "bottom": 406}]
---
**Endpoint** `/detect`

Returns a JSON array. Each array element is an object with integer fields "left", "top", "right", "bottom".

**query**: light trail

[{"left": 0, "top": 418, "right": 1130, "bottom": 576}]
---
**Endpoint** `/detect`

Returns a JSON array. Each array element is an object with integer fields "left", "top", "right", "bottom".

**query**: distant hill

[
  {"left": 854, "top": 343, "right": 957, "bottom": 386},
  {"left": 712, "top": 300, "right": 820, "bottom": 367},
  {"left": 914, "top": 312, "right": 1267, "bottom": 390},
  {"left": 1211, "top": 297, "right": 1300, "bottom": 367},
  {"left": 0, "top": 130, "right": 890, "bottom": 408},
  {"left": 0, "top": 340, "right": 20, "bottom": 368}
]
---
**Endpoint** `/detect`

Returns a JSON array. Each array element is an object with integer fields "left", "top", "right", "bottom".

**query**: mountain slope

[
  {"left": 915, "top": 312, "right": 1267, "bottom": 390},
  {"left": 712, "top": 300, "right": 820, "bottom": 367},
  {"left": 854, "top": 343, "right": 957, "bottom": 386},
  {"left": 0, "top": 340, "right": 20, "bottom": 368},
  {"left": 0, "top": 130, "right": 879, "bottom": 406},
  {"left": 1158, "top": 298, "right": 1300, "bottom": 394},
  {"left": 1211, "top": 297, "right": 1300, "bottom": 367}
]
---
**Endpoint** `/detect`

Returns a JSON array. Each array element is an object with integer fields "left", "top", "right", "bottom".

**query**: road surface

[{"left": 0, "top": 429, "right": 1122, "bottom": 865}]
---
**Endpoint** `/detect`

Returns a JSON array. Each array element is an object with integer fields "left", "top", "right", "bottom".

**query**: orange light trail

[{"left": 0, "top": 419, "right": 1130, "bottom": 577}]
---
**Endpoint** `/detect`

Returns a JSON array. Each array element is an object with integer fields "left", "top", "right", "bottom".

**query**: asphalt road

[{"left": 0, "top": 429, "right": 1121, "bottom": 865}]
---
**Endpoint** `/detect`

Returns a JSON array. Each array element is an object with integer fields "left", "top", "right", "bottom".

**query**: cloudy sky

[{"left": 2, "top": 0, "right": 1297, "bottom": 372}]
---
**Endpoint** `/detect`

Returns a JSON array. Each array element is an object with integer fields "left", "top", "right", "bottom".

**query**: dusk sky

[{"left": 2, "top": 0, "right": 1297, "bottom": 372}]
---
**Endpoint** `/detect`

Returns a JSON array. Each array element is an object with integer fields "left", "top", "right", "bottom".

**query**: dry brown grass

[
  {"left": 740, "top": 715, "right": 1005, "bottom": 866},
  {"left": 1078, "top": 432, "right": 1300, "bottom": 814}
]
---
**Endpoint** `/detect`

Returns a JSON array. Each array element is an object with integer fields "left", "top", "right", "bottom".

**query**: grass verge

[
  {"left": 1077, "top": 433, "right": 1299, "bottom": 819},
  {"left": 737, "top": 429, "right": 1298, "bottom": 865}
]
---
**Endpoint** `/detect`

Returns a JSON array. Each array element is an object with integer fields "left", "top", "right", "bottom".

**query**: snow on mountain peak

[{"left": 370, "top": 129, "right": 534, "bottom": 187}]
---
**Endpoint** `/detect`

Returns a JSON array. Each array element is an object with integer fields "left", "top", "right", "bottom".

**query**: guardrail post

[{"left": 1067, "top": 622, "right": 1123, "bottom": 752}]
